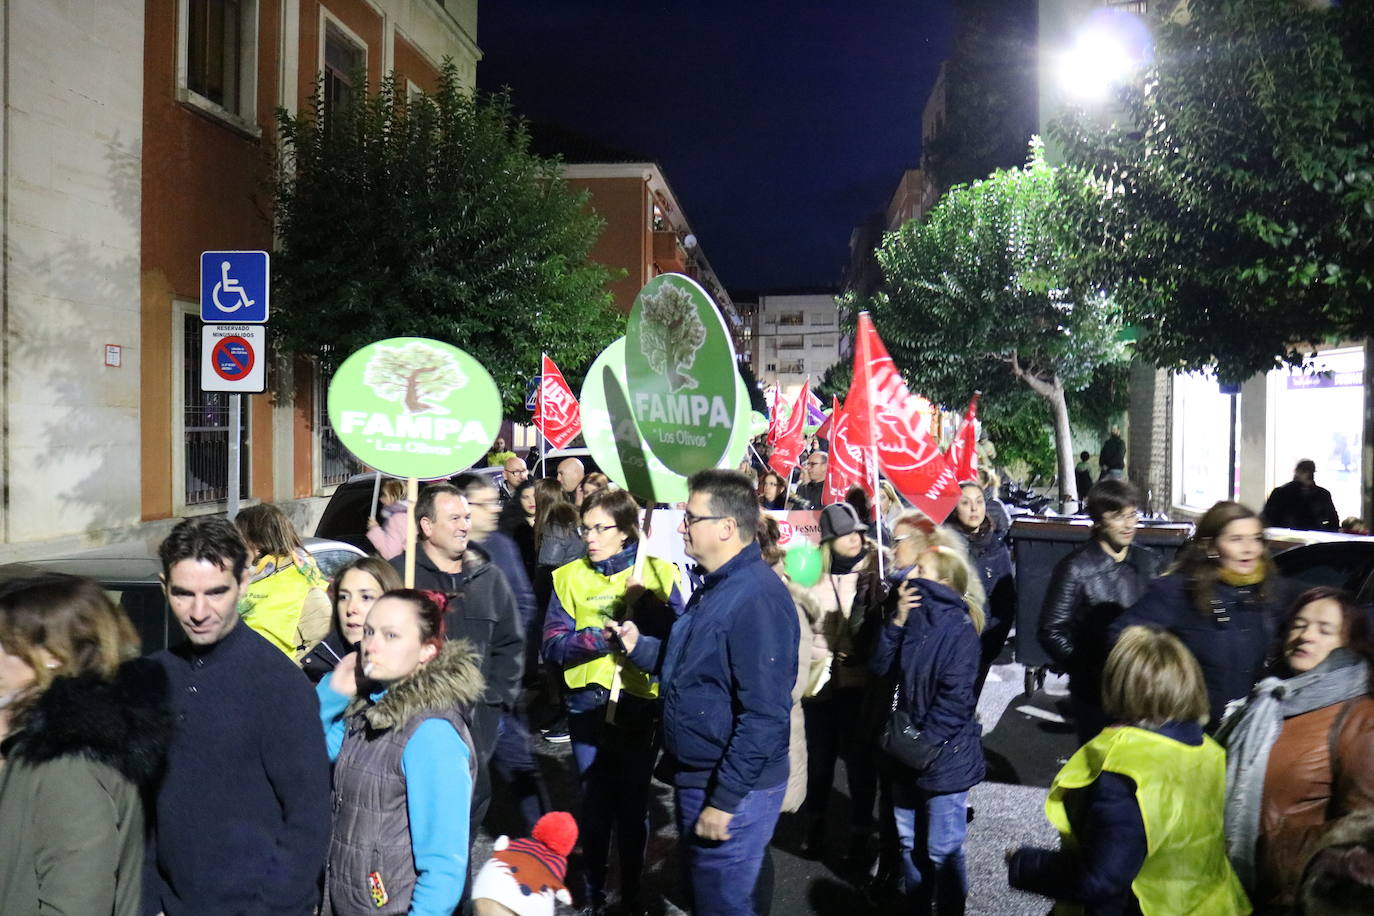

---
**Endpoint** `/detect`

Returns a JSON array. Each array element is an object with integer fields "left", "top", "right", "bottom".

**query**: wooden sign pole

[{"left": 403, "top": 477, "right": 419, "bottom": 589}]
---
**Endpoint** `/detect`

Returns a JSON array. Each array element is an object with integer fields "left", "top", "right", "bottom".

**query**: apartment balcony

[{"left": 653, "top": 230, "right": 687, "bottom": 273}]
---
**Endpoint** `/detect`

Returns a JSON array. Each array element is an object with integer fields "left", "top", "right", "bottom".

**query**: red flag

[
  {"left": 844, "top": 314, "right": 960, "bottom": 522},
  {"left": 533, "top": 354, "right": 581, "bottom": 449},
  {"left": 823, "top": 397, "right": 874, "bottom": 506},
  {"left": 948, "top": 393, "right": 981, "bottom": 483},
  {"left": 768, "top": 382, "right": 808, "bottom": 479}
]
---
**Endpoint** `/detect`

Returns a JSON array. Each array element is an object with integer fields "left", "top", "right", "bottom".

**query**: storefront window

[
  {"left": 1173, "top": 371, "right": 1235, "bottom": 511},
  {"left": 1267, "top": 347, "right": 1364, "bottom": 521}
]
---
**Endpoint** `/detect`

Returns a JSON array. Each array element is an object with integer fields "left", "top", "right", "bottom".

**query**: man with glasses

[
  {"left": 1038, "top": 479, "right": 1161, "bottom": 744},
  {"left": 499, "top": 455, "right": 529, "bottom": 504},
  {"left": 793, "top": 452, "right": 828, "bottom": 509},
  {"left": 612, "top": 470, "right": 798, "bottom": 915}
]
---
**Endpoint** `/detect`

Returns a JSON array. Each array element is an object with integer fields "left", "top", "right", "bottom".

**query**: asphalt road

[{"left": 477, "top": 658, "right": 1077, "bottom": 915}]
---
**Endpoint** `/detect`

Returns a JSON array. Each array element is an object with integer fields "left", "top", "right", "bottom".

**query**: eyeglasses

[
  {"left": 1104, "top": 510, "right": 1140, "bottom": 524},
  {"left": 892, "top": 532, "right": 915, "bottom": 543},
  {"left": 683, "top": 512, "right": 727, "bottom": 527},
  {"left": 577, "top": 523, "right": 618, "bottom": 538}
]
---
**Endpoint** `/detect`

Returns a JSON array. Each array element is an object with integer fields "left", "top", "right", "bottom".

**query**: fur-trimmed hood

[
  {"left": 349, "top": 639, "right": 485, "bottom": 731},
  {"left": 2, "top": 657, "right": 171, "bottom": 785}
]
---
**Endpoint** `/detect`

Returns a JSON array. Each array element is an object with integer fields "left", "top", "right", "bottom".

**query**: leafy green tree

[
  {"left": 273, "top": 63, "right": 624, "bottom": 415},
  {"left": 858, "top": 142, "right": 1128, "bottom": 503},
  {"left": 1053, "top": 0, "right": 1374, "bottom": 383}
]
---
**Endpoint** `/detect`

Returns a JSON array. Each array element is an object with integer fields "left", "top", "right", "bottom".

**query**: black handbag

[{"left": 878, "top": 682, "right": 945, "bottom": 773}]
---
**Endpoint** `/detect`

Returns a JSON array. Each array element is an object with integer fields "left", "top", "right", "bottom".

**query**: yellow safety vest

[
  {"left": 552, "top": 554, "right": 679, "bottom": 699},
  {"left": 1045, "top": 726, "right": 1251, "bottom": 916}
]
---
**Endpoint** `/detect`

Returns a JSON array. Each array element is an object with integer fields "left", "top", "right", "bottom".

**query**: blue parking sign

[{"left": 201, "top": 251, "right": 270, "bottom": 323}]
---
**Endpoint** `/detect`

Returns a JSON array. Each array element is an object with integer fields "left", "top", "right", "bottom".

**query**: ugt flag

[
  {"left": 845, "top": 313, "right": 960, "bottom": 522},
  {"left": 823, "top": 396, "right": 874, "bottom": 507},
  {"left": 533, "top": 354, "right": 581, "bottom": 449},
  {"left": 768, "top": 381, "right": 809, "bottom": 479},
  {"left": 947, "top": 392, "right": 981, "bottom": 483}
]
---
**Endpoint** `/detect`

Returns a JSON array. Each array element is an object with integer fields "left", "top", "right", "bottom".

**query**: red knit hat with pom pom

[{"left": 531, "top": 811, "right": 578, "bottom": 858}]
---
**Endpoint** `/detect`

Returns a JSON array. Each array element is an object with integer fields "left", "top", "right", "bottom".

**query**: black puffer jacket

[{"left": 1038, "top": 540, "right": 1160, "bottom": 699}]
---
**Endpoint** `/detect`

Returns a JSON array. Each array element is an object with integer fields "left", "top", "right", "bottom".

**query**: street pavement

[{"left": 477, "top": 655, "right": 1078, "bottom": 915}]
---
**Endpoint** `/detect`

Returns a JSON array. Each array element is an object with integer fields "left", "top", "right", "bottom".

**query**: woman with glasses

[
  {"left": 1115, "top": 499, "right": 1290, "bottom": 731},
  {"left": 541, "top": 489, "right": 684, "bottom": 916},
  {"left": 758, "top": 470, "right": 788, "bottom": 510},
  {"left": 1039, "top": 480, "right": 1161, "bottom": 744}
]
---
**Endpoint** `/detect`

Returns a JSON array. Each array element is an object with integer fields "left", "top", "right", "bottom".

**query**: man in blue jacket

[{"left": 616, "top": 469, "right": 797, "bottom": 915}]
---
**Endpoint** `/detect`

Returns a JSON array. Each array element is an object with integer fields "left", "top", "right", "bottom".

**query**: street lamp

[{"left": 1055, "top": 8, "right": 1153, "bottom": 104}]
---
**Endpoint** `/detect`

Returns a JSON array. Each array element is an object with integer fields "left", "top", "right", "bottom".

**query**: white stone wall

[{"left": 2, "top": 0, "right": 145, "bottom": 545}]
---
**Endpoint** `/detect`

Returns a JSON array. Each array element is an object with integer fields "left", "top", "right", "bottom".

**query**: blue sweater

[
  {"left": 145, "top": 622, "right": 331, "bottom": 916},
  {"left": 659, "top": 542, "right": 799, "bottom": 812},
  {"left": 318, "top": 681, "right": 472, "bottom": 916},
  {"left": 1007, "top": 721, "right": 1204, "bottom": 915}
]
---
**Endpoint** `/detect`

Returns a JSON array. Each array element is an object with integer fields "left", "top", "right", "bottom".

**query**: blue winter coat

[
  {"left": 955, "top": 522, "right": 1015, "bottom": 630},
  {"left": 1112, "top": 572, "right": 1290, "bottom": 729},
  {"left": 870, "top": 579, "right": 985, "bottom": 794},
  {"left": 659, "top": 542, "right": 799, "bottom": 813}
]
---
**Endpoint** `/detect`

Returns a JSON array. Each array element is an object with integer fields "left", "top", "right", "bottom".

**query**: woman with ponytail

[
  {"left": 318, "top": 589, "right": 485, "bottom": 915},
  {"left": 870, "top": 542, "right": 985, "bottom": 913}
]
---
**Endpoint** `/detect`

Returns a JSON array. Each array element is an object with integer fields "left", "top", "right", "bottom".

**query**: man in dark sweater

[
  {"left": 390, "top": 483, "right": 524, "bottom": 824},
  {"left": 1263, "top": 458, "right": 1340, "bottom": 531},
  {"left": 791, "top": 451, "right": 827, "bottom": 509},
  {"left": 145, "top": 516, "right": 330, "bottom": 916}
]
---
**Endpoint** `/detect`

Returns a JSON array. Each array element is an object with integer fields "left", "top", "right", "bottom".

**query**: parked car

[
  {"left": 1272, "top": 537, "right": 1374, "bottom": 604},
  {"left": 0, "top": 536, "right": 364, "bottom": 654}
]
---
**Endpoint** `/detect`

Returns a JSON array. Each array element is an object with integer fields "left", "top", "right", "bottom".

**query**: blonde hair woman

[{"left": 1008, "top": 626, "right": 1249, "bottom": 914}]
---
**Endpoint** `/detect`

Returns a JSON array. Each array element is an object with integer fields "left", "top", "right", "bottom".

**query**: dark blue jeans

[
  {"left": 489, "top": 710, "right": 549, "bottom": 833},
  {"left": 567, "top": 692, "right": 660, "bottom": 905},
  {"left": 893, "top": 790, "right": 969, "bottom": 914},
  {"left": 675, "top": 780, "right": 786, "bottom": 916}
]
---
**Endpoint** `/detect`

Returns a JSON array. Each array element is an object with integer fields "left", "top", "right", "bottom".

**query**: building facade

[
  {"left": 0, "top": 0, "right": 480, "bottom": 559},
  {"left": 754, "top": 290, "right": 842, "bottom": 400}
]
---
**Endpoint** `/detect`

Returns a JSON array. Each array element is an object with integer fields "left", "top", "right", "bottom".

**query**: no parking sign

[{"left": 201, "top": 324, "right": 266, "bottom": 393}]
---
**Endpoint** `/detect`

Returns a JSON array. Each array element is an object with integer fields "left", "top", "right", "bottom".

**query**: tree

[
  {"left": 858, "top": 142, "right": 1128, "bottom": 503},
  {"left": 273, "top": 64, "right": 624, "bottom": 415},
  {"left": 1053, "top": 0, "right": 1374, "bottom": 383},
  {"left": 361, "top": 341, "right": 466, "bottom": 414},
  {"left": 637, "top": 281, "right": 706, "bottom": 392}
]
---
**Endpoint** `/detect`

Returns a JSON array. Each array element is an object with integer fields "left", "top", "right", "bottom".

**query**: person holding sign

[
  {"left": 622, "top": 470, "right": 798, "bottom": 916},
  {"left": 542, "top": 489, "right": 683, "bottom": 915}
]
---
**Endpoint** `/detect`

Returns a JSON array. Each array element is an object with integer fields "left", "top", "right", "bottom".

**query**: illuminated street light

[{"left": 1056, "top": 8, "right": 1153, "bottom": 104}]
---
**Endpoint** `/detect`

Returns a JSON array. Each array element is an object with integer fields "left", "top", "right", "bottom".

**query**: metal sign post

[{"left": 227, "top": 394, "right": 242, "bottom": 520}]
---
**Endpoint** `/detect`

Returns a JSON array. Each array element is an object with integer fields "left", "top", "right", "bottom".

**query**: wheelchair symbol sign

[{"left": 201, "top": 251, "right": 269, "bottom": 323}]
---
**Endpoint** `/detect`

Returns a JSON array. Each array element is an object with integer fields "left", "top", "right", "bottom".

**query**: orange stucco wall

[
  {"left": 394, "top": 34, "right": 442, "bottom": 94},
  {"left": 141, "top": 0, "right": 282, "bottom": 519},
  {"left": 298, "top": 0, "right": 384, "bottom": 114},
  {"left": 566, "top": 177, "right": 649, "bottom": 314}
]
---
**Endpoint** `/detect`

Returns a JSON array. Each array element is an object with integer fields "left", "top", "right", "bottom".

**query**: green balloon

[{"left": 784, "top": 543, "right": 823, "bottom": 588}]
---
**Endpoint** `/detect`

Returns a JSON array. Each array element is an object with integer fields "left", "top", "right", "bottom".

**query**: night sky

[{"left": 477, "top": 1, "right": 954, "bottom": 294}]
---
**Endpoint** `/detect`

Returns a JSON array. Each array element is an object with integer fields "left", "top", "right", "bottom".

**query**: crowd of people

[{"left": 3, "top": 443, "right": 1374, "bottom": 916}]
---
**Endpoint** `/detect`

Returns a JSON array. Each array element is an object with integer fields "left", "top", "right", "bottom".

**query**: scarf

[
  {"left": 1218, "top": 565, "right": 1267, "bottom": 588},
  {"left": 830, "top": 545, "right": 866, "bottom": 576},
  {"left": 1215, "top": 649, "right": 1369, "bottom": 892}
]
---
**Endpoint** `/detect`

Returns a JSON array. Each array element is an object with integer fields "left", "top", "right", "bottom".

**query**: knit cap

[{"left": 472, "top": 812, "right": 578, "bottom": 916}]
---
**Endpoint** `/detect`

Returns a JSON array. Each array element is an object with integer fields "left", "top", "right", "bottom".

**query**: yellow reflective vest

[
  {"left": 1046, "top": 726, "right": 1251, "bottom": 916},
  {"left": 552, "top": 554, "right": 679, "bottom": 699}
]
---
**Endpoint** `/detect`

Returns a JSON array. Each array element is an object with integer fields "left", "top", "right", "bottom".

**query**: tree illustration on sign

[
  {"left": 638, "top": 281, "right": 707, "bottom": 393},
  {"left": 363, "top": 342, "right": 467, "bottom": 414}
]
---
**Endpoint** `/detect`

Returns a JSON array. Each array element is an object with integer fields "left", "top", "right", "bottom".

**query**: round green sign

[
  {"left": 326, "top": 337, "right": 501, "bottom": 479},
  {"left": 581, "top": 337, "right": 751, "bottom": 502},
  {"left": 624, "top": 274, "right": 739, "bottom": 476}
]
